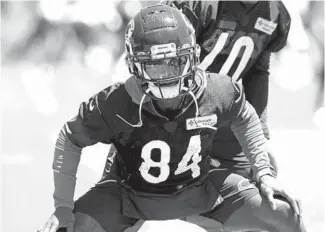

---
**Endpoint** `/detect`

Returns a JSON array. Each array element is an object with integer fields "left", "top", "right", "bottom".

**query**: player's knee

[
  {"left": 273, "top": 199, "right": 304, "bottom": 232},
  {"left": 275, "top": 198, "right": 292, "bottom": 215},
  {"left": 238, "top": 195, "right": 299, "bottom": 232},
  {"left": 74, "top": 212, "right": 107, "bottom": 232}
]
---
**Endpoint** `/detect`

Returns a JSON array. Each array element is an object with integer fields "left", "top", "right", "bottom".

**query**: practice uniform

[{"left": 53, "top": 72, "right": 272, "bottom": 231}]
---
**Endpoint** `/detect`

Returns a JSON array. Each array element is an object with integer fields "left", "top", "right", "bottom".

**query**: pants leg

[
  {"left": 73, "top": 182, "right": 138, "bottom": 232},
  {"left": 200, "top": 168, "right": 304, "bottom": 232},
  {"left": 201, "top": 168, "right": 259, "bottom": 223}
]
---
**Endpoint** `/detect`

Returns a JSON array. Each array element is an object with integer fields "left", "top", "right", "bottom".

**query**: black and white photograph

[{"left": 1, "top": 1, "right": 324, "bottom": 231}]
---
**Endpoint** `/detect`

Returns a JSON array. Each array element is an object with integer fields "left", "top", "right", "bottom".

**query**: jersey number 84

[{"left": 139, "top": 135, "right": 202, "bottom": 184}]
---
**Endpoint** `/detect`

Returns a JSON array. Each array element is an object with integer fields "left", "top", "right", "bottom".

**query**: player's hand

[
  {"left": 37, "top": 207, "right": 74, "bottom": 232},
  {"left": 259, "top": 175, "right": 301, "bottom": 216}
]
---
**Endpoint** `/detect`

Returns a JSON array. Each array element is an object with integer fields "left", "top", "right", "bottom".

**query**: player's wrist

[
  {"left": 54, "top": 207, "right": 74, "bottom": 223},
  {"left": 259, "top": 173, "right": 275, "bottom": 183},
  {"left": 256, "top": 168, "right": 274, "bottom": 183},
  {"left": 55, "top": 206, "right": 73, "bottom": 214}
]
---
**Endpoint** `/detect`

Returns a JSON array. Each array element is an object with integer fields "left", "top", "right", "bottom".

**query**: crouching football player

[{"left": 38, "top": 5, "right": 305, "bottom": 232}]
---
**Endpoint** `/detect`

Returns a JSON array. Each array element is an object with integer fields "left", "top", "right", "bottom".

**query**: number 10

[{"left": 198, "top": 32, "right": 254, "bottom": 81}]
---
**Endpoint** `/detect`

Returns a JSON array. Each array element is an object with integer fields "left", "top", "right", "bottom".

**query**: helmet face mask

[
  {"left": 125, "top": 4, "right": 201, "bottom": 100},
  {"left": 143, "top": 56, "right": 186, "bottom": 99},
  {"left": 138, "top": 44, "right": 196, "bottom": 99}
]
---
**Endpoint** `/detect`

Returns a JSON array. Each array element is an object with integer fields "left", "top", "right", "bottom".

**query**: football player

[
  {"left": 38, "top": 5, "right": 305, "bottom": 232},
  {"left": 109, "top": 0, "right": 290, "bottom": 189},
  {"left": 107, "top": 1, "right": 293, "bottom": 231}
]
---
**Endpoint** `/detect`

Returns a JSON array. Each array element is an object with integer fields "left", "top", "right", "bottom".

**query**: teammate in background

[
  {"left": 158, "top": 0, "right": 290, "bottom": 177},
  {"left": 38, "top": 5, "right": 305, "bottom": 232}
]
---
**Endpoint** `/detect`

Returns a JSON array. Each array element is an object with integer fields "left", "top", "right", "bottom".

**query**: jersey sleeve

[
  {"left": 225, "top": 78, "right": 273, "bottom": 181},
  {"left": 67, "top": 87, "right": 116, "bottom": 146},
  {"left": 216, "top": 78, "right": 246, "bottom": 127},
  {"left": 53, "top": 85, "right": 118, "bottom": 209},
  {"left": 230, "top": 101, "right": 274, "bottom": 181},
  {"left": 266, "top": 1, "right": 291, "bottom": 52},
  {"left": 242, "top": 51, "right": 271, "bottom": 139},
  {"left": 210, "top": 77, "right": 273, "bottom": 180}
]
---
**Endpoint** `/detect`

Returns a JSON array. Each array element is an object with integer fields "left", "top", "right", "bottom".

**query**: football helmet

[{"left": 125, "top": 4, "right": 200, "bottom": 99}]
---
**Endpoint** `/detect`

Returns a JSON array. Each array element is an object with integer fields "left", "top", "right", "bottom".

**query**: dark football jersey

[
  {"left": 162, "top": 0, "right": 290, "bottom": 165},
  {"left": 73, "top": 74, "right": 244, "bottom": 193},
  {"left": 163, "top": 1, "right": 290, "bottom": 78}
]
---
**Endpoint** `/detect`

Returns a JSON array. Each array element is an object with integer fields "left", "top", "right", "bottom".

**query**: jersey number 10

[{"left": 198, "top": 32, "right": 254, "bottom": 81}]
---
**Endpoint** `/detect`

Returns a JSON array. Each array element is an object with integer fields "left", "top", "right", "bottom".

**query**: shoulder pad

[
  {"left": 205, "top": 73, "right": 242, "bottom": 105},
  {"left": 98, "top": 82, "right": 124, "bottom": 103},
  {"left": 267, "top": 1, "right": 291, "bottom": 52}
]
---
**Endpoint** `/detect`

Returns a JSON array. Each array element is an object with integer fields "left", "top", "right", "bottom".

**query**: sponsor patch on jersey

[
  {"left": 186, "top": 114, "right": 217, "bottom": 130},
  {"left": 254, "top": 17, "right": 277, "bottom": 35}
]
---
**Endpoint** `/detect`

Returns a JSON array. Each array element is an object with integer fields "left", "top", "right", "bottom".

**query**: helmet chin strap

[
  {"left": 116, "top": 71, "right": 216, "bottom": 130},
  {"left": 115, "top": 89, "right": 149, "bottom": 128}
]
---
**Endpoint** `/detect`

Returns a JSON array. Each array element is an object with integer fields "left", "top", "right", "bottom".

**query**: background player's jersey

[
  {"left": 71, "top": 74, "right": 244, "bottom": 194},
  {"left": 163, "top": 1, "right": 290, "bottom": 76},
  {"left": 162, "top": 0, "right": 291, "bottom": 166}
]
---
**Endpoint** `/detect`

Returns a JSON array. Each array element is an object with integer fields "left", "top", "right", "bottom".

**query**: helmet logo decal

[{"left": 151, "top": 43, "right": 176, "bottom": 59}]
